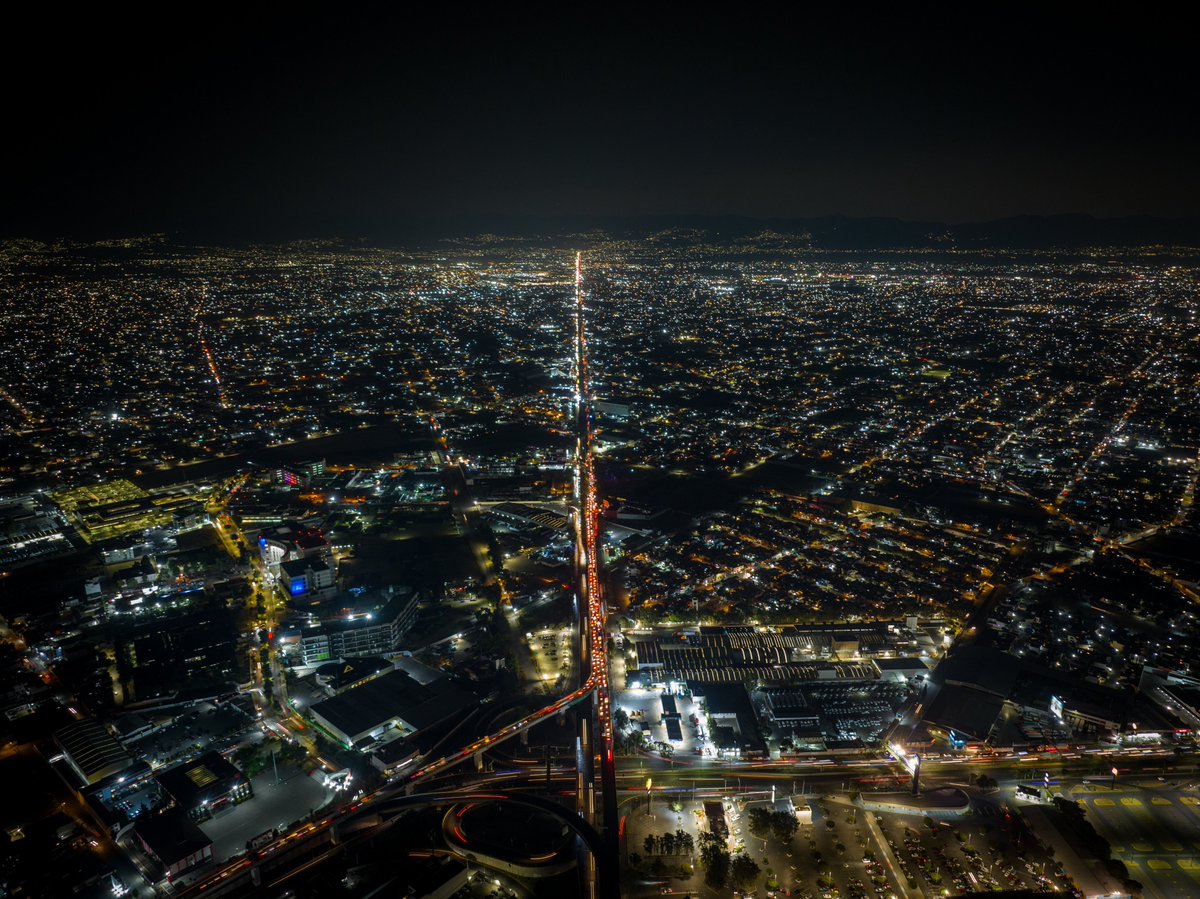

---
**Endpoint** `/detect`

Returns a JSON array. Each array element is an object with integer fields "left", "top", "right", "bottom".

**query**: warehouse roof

[
  {"left": 921, "top": 683, "right": 1004, "bottom": 741},
  {"left": 55, "top": 720, "right": 133, "bottom": 785},
  {"left": 156, "top": 750, "right": 247, "bottom": 812},
  {"left": 311, "top": 669, "right": 476, "bottom": 743},
  {"left": 135, "top": 807, "right": 211, "bottom": 868}
]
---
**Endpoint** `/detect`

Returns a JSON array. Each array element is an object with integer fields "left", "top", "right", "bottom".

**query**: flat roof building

[
  {"left": 281, "top": 557, "right": 336, "bottom": 602},
  {"left": 310, "top": 668, "right": 476, "bottom": 748},
  {"left": 695, "top": 682, "right": 767, "bottom": 758},
  {"left": 703, "top": 800, "right": 728, "bottom": 837},
  {"left": 921, "top": 683, "right": 1004, "bottom": 742},
  {"left": 630, "top": 625, "right": 884, "bottom": 686},
  {"left": 314, "top": 656, "right": 395, "bottom": 694},
  {"left": 873, "top": 656, "right": 932, "bottom": 682},
  {"left": 133, "top": 807, "right": 213, "bottom": 881},
  {"left": 155, "top": 750, "right": 251, "bottom": 820},
  {"left": 370, "top": 738, "right": 419, "bottom": 777}
]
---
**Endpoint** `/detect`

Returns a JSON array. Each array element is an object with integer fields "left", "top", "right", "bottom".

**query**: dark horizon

[
  {"left": 4, "top": 10, "right": 1198, "bottom": 240},
  {"left": 8, "top": 212, "right": 1200, "bottom": 252}
]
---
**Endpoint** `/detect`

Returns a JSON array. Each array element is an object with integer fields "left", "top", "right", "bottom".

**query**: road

[{"left": 571, "top": 251, "right": 620, "bottom": 871}]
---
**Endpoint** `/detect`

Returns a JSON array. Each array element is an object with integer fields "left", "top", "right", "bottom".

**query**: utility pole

[{"left": 272, "top": 748, "right": 279, "bottom": 786}]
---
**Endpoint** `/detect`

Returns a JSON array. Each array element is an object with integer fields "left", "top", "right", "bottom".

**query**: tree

[
  {"left": 700, "top": 841, "right": 730, "bottom": 888},
  {"left": 729, "top": 852, "right": 761, "bottom": 892},
  {"left": 748, "top": 807, "right": 773, "bottom": 838},
  {"left": 620, "top": 728, "right": 647, "bottom": 755},
  {"left": 669, "top": 799, "right": 684, "bottom": 814},
  {"left": 976, "top": 773, "right": 998, "bottom": 791},
  {"left": 243, "top": 754, "right": 267, "bottom": 778},
  {"left": 614, "top": 708, "right": 630, "bottom": 732},
  {"left": 277, "top": 740, "right": 307, "bottom": 766},
  {"left": 662, "top": 832, "right": 676, "bottom": 856},
  {"left": 770, "top": 810, "right": 798, "bottom": 844}
]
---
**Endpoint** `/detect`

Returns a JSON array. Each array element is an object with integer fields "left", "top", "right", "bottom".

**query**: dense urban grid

[{"left": 2, "top": 235, "right": 1199, "bottom": 899}]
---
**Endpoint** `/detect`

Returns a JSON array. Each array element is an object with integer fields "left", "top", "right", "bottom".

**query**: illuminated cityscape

[
  {"left": 3, "top": 13, "right": 1200, "bottom": 899},
  {"left": 3, "top": 234, "right": 1199, "bottom": 899}
]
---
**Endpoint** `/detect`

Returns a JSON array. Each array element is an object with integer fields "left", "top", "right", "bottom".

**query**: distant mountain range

[
  {"left": 301, "top": 212, "right": 1200, "bottom": 250},
  {"left": 417, "top": 213, "right": 1200, "bottom": 250},
  {"left": 9, "top": 213, "right": 1200, "bottom": 251}
]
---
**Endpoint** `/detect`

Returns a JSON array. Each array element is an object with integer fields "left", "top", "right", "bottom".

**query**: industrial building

[
  {"left": 55, "top": 720, "right": 134, "bottom": 786},
  {"left": 133, "top": 807, "right": 213, "bottom": 881},
  {"left": 309, "top": 668, "right": 476, "bottom": 749},
  {"left": 485, "top": 502, "right": 569, "bottom": 533},
  {"left": 694, "top": 682, "right": 767, "bottom": 758},
  {"left": 630, "top": 624, "right": 895, "bottom": 687},
  {"left": 155, "top": 750, "right": 251, "bottom": 820}
]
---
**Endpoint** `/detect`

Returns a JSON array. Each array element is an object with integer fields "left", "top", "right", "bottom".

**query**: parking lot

[
  {"left": 870, "top": 795, "right": 1070, "bottom": 897},
  {"left": 624, "top": 792, "right": 904, "bottom": 899},
  {"left": 125, "top": 701, "right": 255, "bottom": 769},
  {"left": 525, "top": 627, "right": 573, "bottom": 693},
  {"left": 622, "top": 785, "right": 1091, "bottom": 898},
  {"left": 1071, "top": 782, "right": 1200, "bottom": 899},
  {"left": 199, "top": 767, "right": 334, "bottom": 862},
  {"left": 794, "top": 798, "right": 902, "bottom": 899}
]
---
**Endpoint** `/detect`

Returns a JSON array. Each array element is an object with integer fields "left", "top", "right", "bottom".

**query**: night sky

[{"left": 5, "top": 11, "right": 1198, "bottom": 238}]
